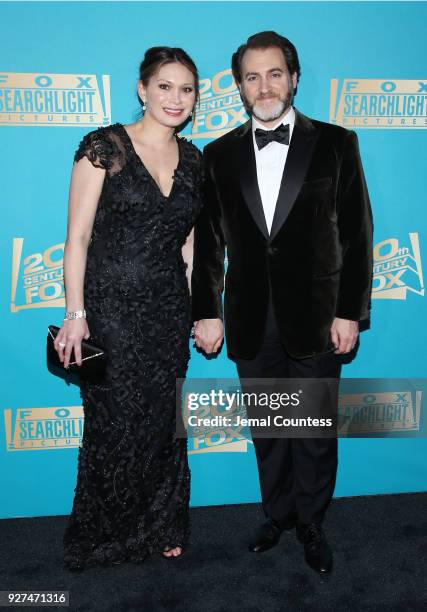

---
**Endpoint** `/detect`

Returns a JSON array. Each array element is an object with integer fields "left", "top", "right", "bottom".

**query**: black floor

[{"left": 1, "top": 493, "right": 426, "bottom": 611}]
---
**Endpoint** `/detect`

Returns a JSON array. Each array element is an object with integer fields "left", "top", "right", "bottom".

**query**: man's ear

[{"left": 291, "top": 72, "right": 298, "bottom": 90}]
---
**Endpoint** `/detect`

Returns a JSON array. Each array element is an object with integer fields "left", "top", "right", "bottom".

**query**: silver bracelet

[{"left": 64, "top": 309, "right": 86, "bottom": 320}]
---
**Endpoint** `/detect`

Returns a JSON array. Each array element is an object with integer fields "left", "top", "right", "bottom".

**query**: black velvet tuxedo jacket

[{"left": 191, "top": 109, "right": 373, "bottom": 360}]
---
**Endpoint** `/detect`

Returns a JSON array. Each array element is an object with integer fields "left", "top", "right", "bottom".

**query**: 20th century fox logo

[
  {"left": 330, "top": 79, "right": 427, "bottom": 128},
  {"left": 10, "top": 238, "right": 65, "bottom": 312},
  {"left": 9, "top": 232, "right": 424, "bottom": 313},
  {"left": 191, "top": 69, "right": 247, "bottom": 140},
  {"left": 372, "top": 233, "right": 424, "bottom": 300},
  {"left": 0, "top": 72, "right": 111, "bottom": 126}
]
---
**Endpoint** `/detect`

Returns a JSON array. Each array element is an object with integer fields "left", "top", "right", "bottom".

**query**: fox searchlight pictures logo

[
  {"left": 330, "top": 79, "right": 427, "bottom": 128},
  {"left": 0, "top": 72, "right": 111, "bottom": 126},
  {"left": 4, "top": 406, "right": 83, "bottom": 451},
  {"left": 338, "top": 389, "right": 422, "bottom": 435}
]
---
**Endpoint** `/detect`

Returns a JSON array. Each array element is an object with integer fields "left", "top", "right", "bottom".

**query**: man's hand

[
  {"left": 193, "top": 318, "right": 224, "bottom": 354},
  {"left": 330, "top": 317, "right": 359, "bottom": 354}
]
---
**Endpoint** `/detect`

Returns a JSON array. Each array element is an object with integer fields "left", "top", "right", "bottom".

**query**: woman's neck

[{"left": 132, "top": 113, "right": 175, "bottom": 147}]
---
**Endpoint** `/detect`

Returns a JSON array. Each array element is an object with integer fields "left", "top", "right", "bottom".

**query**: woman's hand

[{"left": 53, "top": 318, "right": 90, "bottom": 369}]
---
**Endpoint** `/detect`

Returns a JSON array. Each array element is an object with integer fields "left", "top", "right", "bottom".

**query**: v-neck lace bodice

[
  {"left": 119, "top": 123, "right": 181, "bottom": 199},
  {"left": 73, "top": 123, "right": 203, "bottom": 277}
]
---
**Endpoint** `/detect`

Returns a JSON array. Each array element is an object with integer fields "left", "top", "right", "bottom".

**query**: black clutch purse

[{"left": 47, "top": 325, "right": 107, "bottom": 381}]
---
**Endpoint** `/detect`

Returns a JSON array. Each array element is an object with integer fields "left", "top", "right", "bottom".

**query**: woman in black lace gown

[{"left": 54, "top": 48, "right": 202, "bottom": 569}]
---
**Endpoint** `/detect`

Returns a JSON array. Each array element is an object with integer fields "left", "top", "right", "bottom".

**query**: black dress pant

[{"left": 235, "top": 299, "right": 342, "bottom": 527}]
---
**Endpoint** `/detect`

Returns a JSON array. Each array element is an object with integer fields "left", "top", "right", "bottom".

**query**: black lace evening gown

[{"left": 63, "top": 123, "right": 203, "bottom": 570}]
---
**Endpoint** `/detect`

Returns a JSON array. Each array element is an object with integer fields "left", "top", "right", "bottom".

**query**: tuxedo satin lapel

[
  {"left": 238, "top": 124, "right": 269, "bottom": 240},
  {"left": 269, "top": 112, "right": 319, "bottom": 242}
]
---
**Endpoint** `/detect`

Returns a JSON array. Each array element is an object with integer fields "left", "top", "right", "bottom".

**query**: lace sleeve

[{"left": 74, "top": 127, "right": 113, "bottom": 170}]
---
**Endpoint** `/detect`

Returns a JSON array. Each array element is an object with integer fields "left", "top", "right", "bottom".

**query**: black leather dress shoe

[
  {"left": 297, "top": 523, "right": 333, "bottom": 573},
  {"left": 249, "top": 517, "right": 296, "bottom": 553}
]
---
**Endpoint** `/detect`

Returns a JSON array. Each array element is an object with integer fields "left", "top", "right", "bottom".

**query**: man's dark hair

[{"left": 231, "top": 31, "right": 301, "bottom": 85}]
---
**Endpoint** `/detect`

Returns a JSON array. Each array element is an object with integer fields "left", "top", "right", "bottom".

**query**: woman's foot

[{"left": 163, "top": 546, "right": 182, "bottom": 558}]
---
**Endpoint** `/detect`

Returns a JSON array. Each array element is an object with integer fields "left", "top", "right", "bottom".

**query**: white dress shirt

[{"left": 252, "top": 107, "right": 295, "bottom": 233}]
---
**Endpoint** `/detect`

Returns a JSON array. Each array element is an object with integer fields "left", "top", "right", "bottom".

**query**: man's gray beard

[{"left": 246, "top": 91, "right": 293, "bottom": 123}]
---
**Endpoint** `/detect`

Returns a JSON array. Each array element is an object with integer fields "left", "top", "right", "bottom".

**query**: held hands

[
  {"left": 193, "top": 319, "right": 224, "bottom": 354},
  {"left": 330, "top": 317, "right": 359, "bottom": 354},
  {"left": 53, "top": 318, "right": 90, "bottom": 369}
]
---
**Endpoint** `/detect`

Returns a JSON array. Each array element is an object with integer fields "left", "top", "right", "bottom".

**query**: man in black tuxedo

[{"left": 191, "top": 31, "right": 373, "bottom": 574}]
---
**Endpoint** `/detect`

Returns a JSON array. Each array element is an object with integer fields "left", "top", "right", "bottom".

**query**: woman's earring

[{"left": 142, "top": 100, "right": 146, "bottom": 111}]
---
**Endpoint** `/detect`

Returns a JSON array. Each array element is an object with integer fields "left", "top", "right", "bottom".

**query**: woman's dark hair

[
  {"left": 138, "top": 46, "right": 199, "bottom": 111},
  {"left": 231, "top": 31, "right": 301, "bottom": 85}
]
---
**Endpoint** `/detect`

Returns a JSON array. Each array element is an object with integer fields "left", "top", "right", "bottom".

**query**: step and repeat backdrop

[{"left": 1, "top": 1, "right": 426, "bottom": 518}]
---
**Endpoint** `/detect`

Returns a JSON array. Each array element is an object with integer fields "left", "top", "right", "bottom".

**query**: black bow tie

[{"left": 254, "top": 123, "right": 290, "bottom": 150}]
